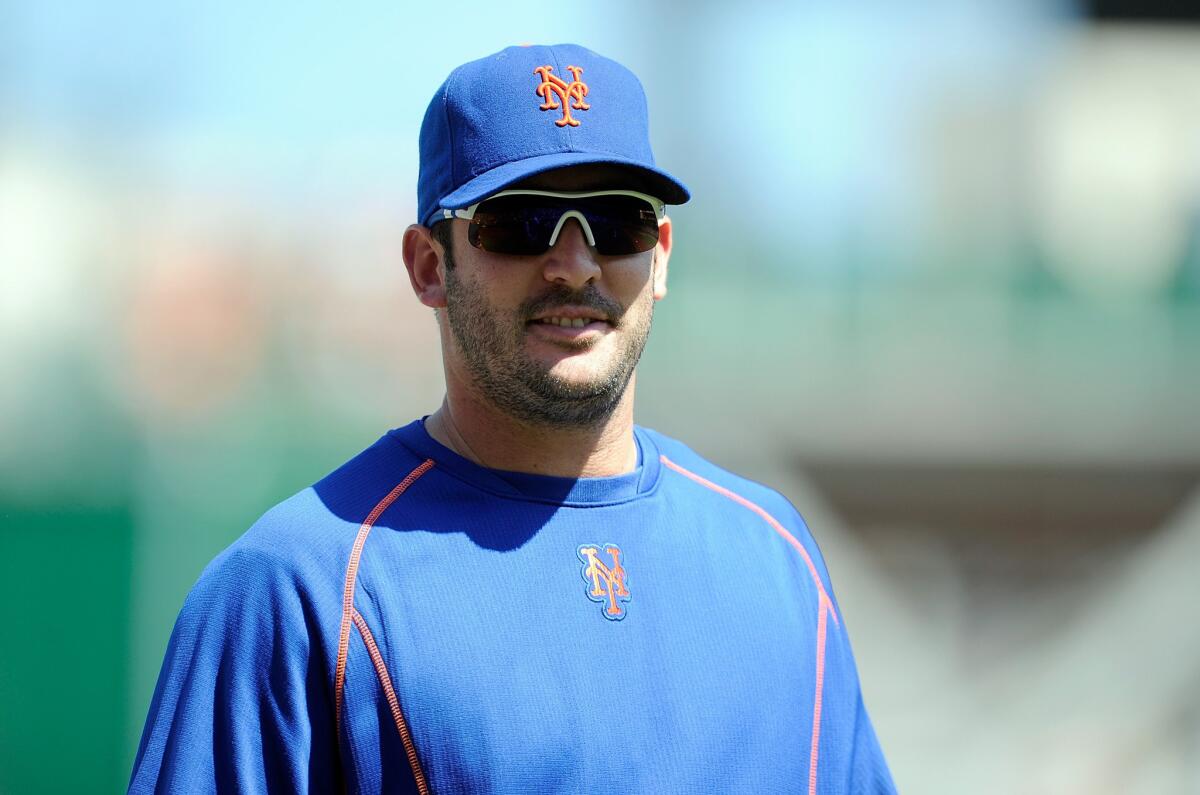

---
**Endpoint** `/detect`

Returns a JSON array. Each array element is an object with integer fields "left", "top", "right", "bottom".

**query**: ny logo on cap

[
  {"left": 534, "top": 65, "right": 590, "bottom": 127},
  {"left": 578, "top": 543, "right": 630, "bottom": 620}
]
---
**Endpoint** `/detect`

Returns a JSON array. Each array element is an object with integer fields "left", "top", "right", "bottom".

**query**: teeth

[{"left": 542, "top": 317, "right": 593, "bottom": 328}]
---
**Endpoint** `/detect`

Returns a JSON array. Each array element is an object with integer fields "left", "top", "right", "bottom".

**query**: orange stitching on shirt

[
  {"left": 660, "top": 454, "right": 839, "bottom": 793},
  {"left": 334, "top": 458, "right": 435, "bottom": 743},
  {"left": 352, "top": 609, "right": 430, "bottom": 795},
  {"left": 808, "top": 592, "right": 831, "bottom": 795}
]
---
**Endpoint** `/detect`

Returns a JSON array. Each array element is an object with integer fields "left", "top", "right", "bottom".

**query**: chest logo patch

[
  {"left": 534, "top": 65, "right": 590, "bottom": 127},
  {"left": 577, "top": 543, "right": 629, "bottom": 620}
]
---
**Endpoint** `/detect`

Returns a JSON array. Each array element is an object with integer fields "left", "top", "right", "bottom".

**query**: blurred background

[{"left": 2, "top": 0, "right": 1199, "bottom": 792}]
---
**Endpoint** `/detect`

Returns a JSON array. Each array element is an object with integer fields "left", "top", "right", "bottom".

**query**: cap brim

[{"left": 427, "top": 152, "right": 690, "bottom": 226}]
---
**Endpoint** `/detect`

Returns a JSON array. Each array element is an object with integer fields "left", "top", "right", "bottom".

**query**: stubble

[{"left": 442, "top": 256, "right": 654, "bottom": 429}]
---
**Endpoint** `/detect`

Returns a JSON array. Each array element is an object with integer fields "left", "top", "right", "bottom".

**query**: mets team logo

[
  {"left": 534, "top": 65, "right": 590, "bottom": 127},
  {"left": 577, "top": 544, "right": 629, "bottom": 620}
]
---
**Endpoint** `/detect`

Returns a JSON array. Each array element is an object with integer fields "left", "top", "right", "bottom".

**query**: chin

[{"left": 542, "top": 358, "right": 614, "bottom": 388}]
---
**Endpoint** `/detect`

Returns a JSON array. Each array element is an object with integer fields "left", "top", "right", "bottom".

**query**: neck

[{"left": 424, "top": 378, "right": 639, "bottom": 478}]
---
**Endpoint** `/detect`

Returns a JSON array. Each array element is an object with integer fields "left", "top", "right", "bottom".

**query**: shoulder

[
  {"left": 641, "top": 425, "right": 836, "bottom": 595},
  {"left": 642, "top": 426, "right": 803, "bottom": 523},
  {"left": 209, "top": 488, "right": 346, "bottom": 582},
  {"left": 186, "top": 429, "right": 433, "bottom": 617},
  {"left": 177, "top": 489, "right": 346, "bottom": 640}
]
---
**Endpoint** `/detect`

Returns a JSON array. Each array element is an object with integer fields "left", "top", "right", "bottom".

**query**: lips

[
  {"left": 533, "top": 316, "right": 607, "bottom": 329},
  {"left": 525, "top": 307, "right": 612, "bottom": 344}
]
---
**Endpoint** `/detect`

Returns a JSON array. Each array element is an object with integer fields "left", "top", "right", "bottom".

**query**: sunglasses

[{"left": 442, "top": 189, "right": 666, "bottom": 256}]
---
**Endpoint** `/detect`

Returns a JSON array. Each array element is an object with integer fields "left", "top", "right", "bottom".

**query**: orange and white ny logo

[
  {"left": 577, "top": 544, "right": 629, "bottom": 620},
  {"left": 534, "top": 65, "right": 590, "bottom": 127}
]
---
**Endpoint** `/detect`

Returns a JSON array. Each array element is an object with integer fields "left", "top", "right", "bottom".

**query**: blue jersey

[{"left": 130, "top": 420, "right": 896, "bottom": 794}]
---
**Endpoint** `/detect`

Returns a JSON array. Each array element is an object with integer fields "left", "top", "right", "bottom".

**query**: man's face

[{"left": 439, "top": 167, "right": 668, "bottom": 429}]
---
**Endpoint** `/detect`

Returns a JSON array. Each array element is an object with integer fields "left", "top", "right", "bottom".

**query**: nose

[{"left": 541, "top": 218, "right": 601, "bottom": 289}]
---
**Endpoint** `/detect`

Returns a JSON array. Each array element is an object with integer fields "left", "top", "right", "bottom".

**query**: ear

[
  {"left": 402, "top": 223, "right": 448, "bottom": 308},
  {"left": 652, "top": 215, "right": 672, "bottom": 300}
]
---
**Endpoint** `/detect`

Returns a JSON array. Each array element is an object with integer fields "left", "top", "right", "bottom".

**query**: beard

[{"left": 442, "top": 260, "right": 654, "bottom": 429}]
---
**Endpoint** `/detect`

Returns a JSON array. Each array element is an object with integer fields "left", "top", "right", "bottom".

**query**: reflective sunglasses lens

[
  {"left": 580, "top": 195, "right": 660, "bottom": 255},
  {"left": 468, "top": 194, "right": 659, "bottom": 256},
  {"left": 468, "top": 200, "right": 560, "bottom": 255}
]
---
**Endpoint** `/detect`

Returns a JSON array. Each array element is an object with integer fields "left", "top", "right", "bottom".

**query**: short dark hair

[{"left": 430, "top": 221, "right": 455, "bottom": 270}]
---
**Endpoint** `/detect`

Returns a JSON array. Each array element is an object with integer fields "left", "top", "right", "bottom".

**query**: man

[{"left": 131, "top": 44, "right": 896, "bottom": 794}]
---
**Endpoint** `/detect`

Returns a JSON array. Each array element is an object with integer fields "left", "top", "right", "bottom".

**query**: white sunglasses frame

[{"left": 441, "top": 189, "right": 666, "bottom": 251}]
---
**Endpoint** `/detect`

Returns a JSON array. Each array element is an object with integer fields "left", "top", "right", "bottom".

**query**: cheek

[
  {"left": 609, "top": 257, "right": 656, "bottom": 302},
  {"left": 451, "top": 266, "right": 520, "bottom": 315},
  {"left": 617, "top": 274, "right": 658, "bottom": 329},
  {"left": 477, "top": 262, "right": 545, "bottom": 311}
]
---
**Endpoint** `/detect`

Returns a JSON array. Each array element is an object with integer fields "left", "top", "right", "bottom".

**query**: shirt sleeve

[
  {"left": 128, "top": 545, "right": 339, "bottom": 794},
  {"left": 847, "top": 689, "right": 898, "bottom": 794},
  {"left": 816, "top": 586, "right": 898, "bottom": 794}
]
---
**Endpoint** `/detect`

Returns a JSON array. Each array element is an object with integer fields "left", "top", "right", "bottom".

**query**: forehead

[{"left": 510, "top": 164, "right": 659, "bottom": 195}]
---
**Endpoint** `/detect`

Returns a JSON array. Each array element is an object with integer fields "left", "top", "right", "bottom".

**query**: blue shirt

[{"left": 130, "top": 420, "right": 896, "bottom": 793}]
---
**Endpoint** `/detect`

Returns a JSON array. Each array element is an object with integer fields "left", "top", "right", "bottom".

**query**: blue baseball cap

[{"left": 417, "top": 43, "right": 690, "bottom": 227}]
